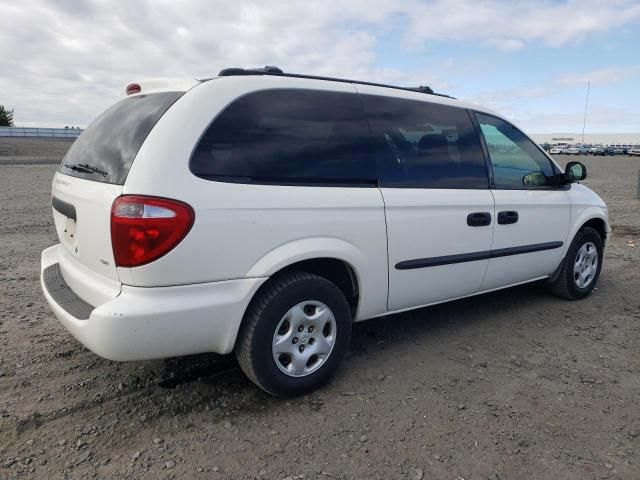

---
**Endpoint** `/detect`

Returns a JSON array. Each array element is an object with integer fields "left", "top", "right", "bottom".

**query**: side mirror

[{"left": 562, "top": 161, "right": 587, "bottom": 183}]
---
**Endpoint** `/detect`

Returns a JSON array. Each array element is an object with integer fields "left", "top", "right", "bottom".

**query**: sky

[{"left": 1, "top": 0, "right": 639, "bottom": 133}]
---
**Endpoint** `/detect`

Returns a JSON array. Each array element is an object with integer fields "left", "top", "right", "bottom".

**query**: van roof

[
  {"left": 214, "top": 65, "right": 455, "bottom": 99},
  {"left": 125, "top": 67, "right": 500, "bottom": 119},
  {"left": 196, "top": 65, "right": 498, "bottom": 116}
]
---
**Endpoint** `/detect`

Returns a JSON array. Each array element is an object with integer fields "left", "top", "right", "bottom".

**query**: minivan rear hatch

[{"left": 52, "top": 91, "right": 184, "bottom": 297}]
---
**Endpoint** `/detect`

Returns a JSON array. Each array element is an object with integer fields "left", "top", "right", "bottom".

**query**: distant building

[{"left": 530, "top": 133, "right": 639, "bottom": 146}]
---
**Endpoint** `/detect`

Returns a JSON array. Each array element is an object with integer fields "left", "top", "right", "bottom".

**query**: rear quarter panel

[{"left": 121, "top": 77, "right": 389, "bottom": 320}]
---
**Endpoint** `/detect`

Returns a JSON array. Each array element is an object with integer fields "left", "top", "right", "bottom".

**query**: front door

[
  {"left": 474, "top": 112, "right": 570, "bottom": 291},
  {"left": 357, "top": 88, "right": 495, "bottom": 311}
]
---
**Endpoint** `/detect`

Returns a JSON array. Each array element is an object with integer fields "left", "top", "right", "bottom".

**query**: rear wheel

[
  {"left": 548, "top": 226, "right": 603, "bottom": 300},
  {"left": 235, "top": 272, "right": 352, "bottom": 397}
]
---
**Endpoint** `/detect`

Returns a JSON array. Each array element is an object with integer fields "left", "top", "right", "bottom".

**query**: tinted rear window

[
  {"left": 361, "top": 95, "right": 489, "bottom": 189},
  {"left": 190, "top": 89, "right": 375, "bottom": 185},
  {"left": 59, "top": 92, "right": 183, "bottom": 185}
]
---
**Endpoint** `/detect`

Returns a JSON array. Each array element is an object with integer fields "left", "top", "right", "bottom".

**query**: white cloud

[
  {"left": 556, "top": 66, "right": 640, "bottom": 87},
  {"left": 466, "top": 64, "right": 640, "bottom": 132},
  {"left": 402, "top": 0, "right": 640, "bottom": 51},
  {"left": 485, "top": 38, "right": 526, "bottom": 53},
  {"left": 471, "top": 64, "right": 640, "bottom": 107},
  {"left": 1, "top": 0, "right": 639, "bottom": 127},
  {"left": 518, "top": 105, "right": 640, "bottom": 133}
]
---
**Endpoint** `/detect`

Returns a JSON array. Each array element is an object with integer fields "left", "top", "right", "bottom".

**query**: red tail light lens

[{"left": 111, "top": 196, "right": 195, "bottom": 267}]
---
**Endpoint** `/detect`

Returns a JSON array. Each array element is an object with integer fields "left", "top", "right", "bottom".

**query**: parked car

[
  {"left": 566, "top": 147, "right": 580, "bottom": 155},
  {"left": 613, "top": 147, "right": 625, "bottom": 155},
  {"left": 593, "top": 147, "right": 614, "bottom": 156},
  {"left": 629, "top": 148, "right": 640, "bottom": 157},
  {"left": 588, "top": 146, "right": 602, "bottom": 154},
  {"left": 549, "top": 146, "right": 563, "bottom": 154},
  {"left": 40, "top": 67, "right": 610, "bottom": 396}
]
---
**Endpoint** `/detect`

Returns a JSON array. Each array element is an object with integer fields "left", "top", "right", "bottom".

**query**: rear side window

[
  {"left": 361, "top": 95, "right": 489, "bottom": 189},
  {"left": 59, "top": 92, "right": 183, "bottom": 185},
  {"left": 475, "top": 112, "right": 557, "bottom": 189},
  {"left": 190, "top": 89, "right": 375, "bottom": 185}
]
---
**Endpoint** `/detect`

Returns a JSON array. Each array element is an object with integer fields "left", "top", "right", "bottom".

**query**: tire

[
  {"left": 235, "top": 271, "right": 352, "bottom": 397},
  {"left": 548, "top": 226, "right": 603, "bottom": 300}
]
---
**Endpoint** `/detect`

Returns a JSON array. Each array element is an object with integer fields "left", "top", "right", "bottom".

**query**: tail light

[{"left": 111, "top": 195, "right": 195, "bottom": 267}]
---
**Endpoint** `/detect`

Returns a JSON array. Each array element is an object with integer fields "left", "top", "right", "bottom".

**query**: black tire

[
  {"left": 548, "top": 226, "right": 603, "bottom": 300},
  {"left": 235, "top": 271, "right": 352, "bottom": 397}
]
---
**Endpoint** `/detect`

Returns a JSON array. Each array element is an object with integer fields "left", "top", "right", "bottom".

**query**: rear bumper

[{"left": 41, "top": 244, "right": 266, "bottom": 361}]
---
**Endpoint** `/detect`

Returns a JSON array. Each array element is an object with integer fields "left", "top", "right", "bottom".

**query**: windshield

[{"left": 58, "top": 92, "right": 183, "bottom": 184}]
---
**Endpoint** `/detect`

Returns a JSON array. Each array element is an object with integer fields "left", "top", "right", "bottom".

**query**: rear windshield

[{"left": 58, "top": 92, "right": 183, "bottom": 185}]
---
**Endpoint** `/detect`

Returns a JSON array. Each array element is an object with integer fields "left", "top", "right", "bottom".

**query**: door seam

[
  {"left": 377, "top": 187, "right": 391, "bottom": 311},
  {"left": 479, "top": 189, "right": 497, "bottom": 287}
]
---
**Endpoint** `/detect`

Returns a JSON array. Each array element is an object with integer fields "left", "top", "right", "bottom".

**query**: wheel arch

[
  {"left": 245, "top": 237, "right": 368, "bottom": 316},
  {"left": 551, "top": 210, "right": 609, "bottom": 282},
  {"left": 571, "top": 210, "right": 609, "bottom": 248},
  {"left": 580, "top": 217, "right": 607, "bottom": 242},
  {"left": 248, "top": 256, "right": 361, "bottom": 320}
]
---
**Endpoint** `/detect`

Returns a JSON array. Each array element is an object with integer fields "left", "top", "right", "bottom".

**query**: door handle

[
  {"left": 467, "top": 212, "right": 492, "bottom": 227},
  {"left": 498, "top": 211, "right": 519, "bottom": 225}
]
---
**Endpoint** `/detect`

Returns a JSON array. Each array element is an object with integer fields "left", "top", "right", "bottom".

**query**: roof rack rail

[
  {"left": 217, "top": 66, "right": 454, "bottom": 99},
  {"left": 218, "top": 66, "right": 284, "bottom": 76}
]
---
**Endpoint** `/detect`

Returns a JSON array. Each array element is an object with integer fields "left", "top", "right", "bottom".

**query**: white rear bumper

[{"left": 41, "top": 244, "right": 266, "bottom": 361}]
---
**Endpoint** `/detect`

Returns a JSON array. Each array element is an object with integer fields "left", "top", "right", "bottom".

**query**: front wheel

[
  {"left": 548, "top": 226, "right": 603, "bottom": 300},
  {"left": 235, "top": 272, "right": 352, "bottom": 397}
]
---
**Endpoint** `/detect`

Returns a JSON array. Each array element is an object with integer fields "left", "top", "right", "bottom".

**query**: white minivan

[{"left": 41, "top": 67, "right": 610, "bottom": 396}]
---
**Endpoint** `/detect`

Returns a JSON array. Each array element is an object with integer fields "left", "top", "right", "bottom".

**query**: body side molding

[{"left": 395, "top": 241, "right": 564, "bottom": 270}]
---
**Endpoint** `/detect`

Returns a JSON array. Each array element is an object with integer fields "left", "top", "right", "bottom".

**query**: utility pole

[{"left": 581, "top": 81, "right": 590, "bottom": 144}]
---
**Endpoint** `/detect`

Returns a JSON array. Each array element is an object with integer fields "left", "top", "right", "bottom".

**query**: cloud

[
  {"left": 556, "top": 66, "right": 640, "bottom": 87},
  {"left": 466, "top": 64, "right": 640, "bottom": 132},
  {"left": 471, "top": 64, "right": 640, "bottom": 108},
  {"left": 1, "top": 0, "right": 639, "bottom": 127},
  {"left": 2, "top": 0, "right": 399, "bottom": 126},
  {"left": 485, "top": 38, "right": 526, "bottom": 53},
  {"left": 518, "top": 105, "right": 640, "bottom": 133},
  {"left": 402, "top": 0, "right": 640, "bottom": 52}
]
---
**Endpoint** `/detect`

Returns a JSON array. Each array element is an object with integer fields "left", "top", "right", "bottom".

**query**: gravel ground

[
  {"left": 0, "top": 138, "right": 74, "bottom": 165},
  {"left": 0, "top": 149, "right": 639, "bottom": 479}
]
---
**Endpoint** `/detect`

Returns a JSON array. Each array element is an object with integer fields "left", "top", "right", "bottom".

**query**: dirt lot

[{"left": 0, "top": 146, "right": 639, "bottom": 479}]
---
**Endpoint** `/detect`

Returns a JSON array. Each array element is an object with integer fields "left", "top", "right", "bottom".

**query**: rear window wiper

[{"left": 64, "top": 162, "right": 108, "bottom": 177}]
